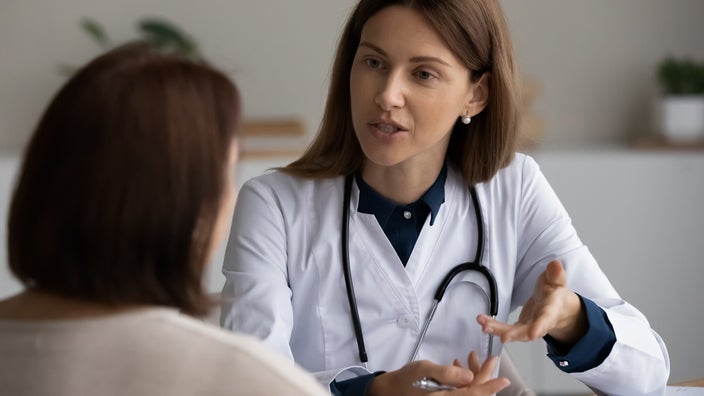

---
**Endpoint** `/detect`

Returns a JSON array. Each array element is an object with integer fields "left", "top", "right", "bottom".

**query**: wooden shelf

[
  {"left": 237, "top": 118, "right": 307, "bottom": 158},
  {"left": 240, "top": 148, "right": 304, "bottom": 159},
  {"left": 240, "top": 118, "right": 305, "bottom": 137},
  {"left": 633, "top": 136, "right": 704, "bottom": 151}
]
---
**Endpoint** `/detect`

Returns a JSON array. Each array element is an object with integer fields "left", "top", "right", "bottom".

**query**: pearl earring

[{"left": 461, "top": 112, "right": 471, "bottom": 125}]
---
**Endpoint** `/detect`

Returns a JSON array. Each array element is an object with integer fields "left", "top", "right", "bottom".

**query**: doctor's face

[{"left": 349, "top": 5, "right": 475, "bottom": 172}]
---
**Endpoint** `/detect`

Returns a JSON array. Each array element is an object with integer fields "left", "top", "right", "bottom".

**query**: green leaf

[
  {"left": 80, "top": 18, "right": 111, "bottom": 48},
  {"left": 137, "top": 18, "right": 203, "bottom": 61},
  {"left": 657, "top": 56, "right": 704, "bottom": 95}
]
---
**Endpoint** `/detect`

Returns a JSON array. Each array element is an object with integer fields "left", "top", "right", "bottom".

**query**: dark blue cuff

[
  {"left": 544, "top": 295, "right": 616, "bottom": 373},
  {"left": 330, "top": 372, "right": 385, "bottom": 396}
]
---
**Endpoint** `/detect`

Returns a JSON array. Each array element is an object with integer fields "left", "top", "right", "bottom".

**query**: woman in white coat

[{"left": 221, "top": 1, "right": 670, "bottom": 395}]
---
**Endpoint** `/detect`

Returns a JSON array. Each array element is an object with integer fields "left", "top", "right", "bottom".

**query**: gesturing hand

[
  {"left": 448, "top": 352, "right": 510, "bottom": 396},
  {"left": 476, "top": 260, "right": 588, "bottom": 346},
  {"left": 367, "top": 351, "right": 509, "bottom": 396}
]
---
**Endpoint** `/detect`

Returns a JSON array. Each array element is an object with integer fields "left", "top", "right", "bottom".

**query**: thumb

[{"left": 545, "top": 260, "right": 566, "bottom": 286}]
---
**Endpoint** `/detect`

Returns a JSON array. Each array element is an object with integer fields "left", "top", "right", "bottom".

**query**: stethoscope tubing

[
  {"left": 342, "top": 175, "right": 368, "bottom": 366},
  {"left": 341, "top": 174, "right": 498, "bottom": 366}
]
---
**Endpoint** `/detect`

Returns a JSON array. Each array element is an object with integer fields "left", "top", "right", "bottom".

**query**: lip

[{"left": 367, "top": 118, "right": 408, "bottom": 134}]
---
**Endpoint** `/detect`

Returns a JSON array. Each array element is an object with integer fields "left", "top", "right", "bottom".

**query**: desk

[
  {"left": 585, "top": 378, "right": 704, "bottom": 395},
  {"left": 674, "top": 378, "right": 704, "bottom": 387}
]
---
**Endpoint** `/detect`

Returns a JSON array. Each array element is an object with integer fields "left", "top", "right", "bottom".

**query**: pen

[{"left": 412, "top": 377, "right": 458, "bottom": 392}]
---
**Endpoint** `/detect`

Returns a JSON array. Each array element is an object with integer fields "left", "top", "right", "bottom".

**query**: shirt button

[
  {"left": 396, "top": 314, "right": 413, "bottom": 329},
  {"left": 559, "top": 360, "right": 569, "bottom": 367},
  {"left": 403, "top": 210, "right": 412, "bottom": 220}
]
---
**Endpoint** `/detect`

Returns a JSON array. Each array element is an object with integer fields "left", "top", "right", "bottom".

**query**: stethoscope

[{"left": 341, "top": 174, "right": 498, "bottom": 368}]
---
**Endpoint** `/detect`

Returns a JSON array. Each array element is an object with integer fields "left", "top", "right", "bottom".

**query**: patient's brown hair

[{"left": 8, "top": 42, "right": 240, "bottom": 316}]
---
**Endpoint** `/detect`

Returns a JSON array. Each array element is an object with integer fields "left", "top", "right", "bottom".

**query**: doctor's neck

[{"left": 360, "top": 159, "right": 444, "bottom": 205}]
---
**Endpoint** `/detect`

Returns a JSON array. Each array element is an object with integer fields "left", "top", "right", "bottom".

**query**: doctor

[{"left": 221, "top": 0, "right": 670, "bottom": 395}]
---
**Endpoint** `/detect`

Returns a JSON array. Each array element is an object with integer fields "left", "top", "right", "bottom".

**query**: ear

[{"left": 465, "top": 72, "right": 490, "bottom": 116}]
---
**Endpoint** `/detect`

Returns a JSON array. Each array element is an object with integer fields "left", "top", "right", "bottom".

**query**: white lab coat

[{"left": 221, "top": 153, "right": 669, "bottom": 395}]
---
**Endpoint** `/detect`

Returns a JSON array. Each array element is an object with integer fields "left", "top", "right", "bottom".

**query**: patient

[{"left": 0, "top": 42, "right": 327, "bottom": 396}]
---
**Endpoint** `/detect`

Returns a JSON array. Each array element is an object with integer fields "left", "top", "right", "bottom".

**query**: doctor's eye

[
  {"left": 364, "top": 58, "right": 383, "bottom": 70},
  {"left": 414, "top": 69, "right": 438, "bottom": 81}
]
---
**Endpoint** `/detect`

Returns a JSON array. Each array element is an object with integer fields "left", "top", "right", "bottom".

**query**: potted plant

[
  {"left": 656, "top": 56, "right": 704, "bottom": 141},
  {"left": 60, "top": 17, "right": 205, "bottom": 75}
]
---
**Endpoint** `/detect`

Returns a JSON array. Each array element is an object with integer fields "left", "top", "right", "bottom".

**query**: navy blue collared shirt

[
  {"left": 355, "top": 164, "right": 446, "bottom": 265},
  {"left": 331, "top": 167, "right": 616, "bottom": 395}
]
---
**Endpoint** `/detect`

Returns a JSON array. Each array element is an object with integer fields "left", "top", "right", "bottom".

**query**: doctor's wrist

[{"left": 547, "top": 291, "right": 588, "bottom": 346}]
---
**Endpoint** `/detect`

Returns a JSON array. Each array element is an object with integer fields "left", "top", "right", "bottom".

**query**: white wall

[
  {"left": 0, "top": 0, "right": 356, "bottom": 152},
  {"left": 503, "top": 0, "right": 704, "bottom": 144},
  {"left": 2, "top": 1, "right": 704, "bottom": 151},
  {"left": 0, "top": 157, "right": 20, "bottom": 297}
]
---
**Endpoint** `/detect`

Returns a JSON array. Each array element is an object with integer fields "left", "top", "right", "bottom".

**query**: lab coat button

[{"left": 396, "top": 314, "right": 413, "bottom": 329}]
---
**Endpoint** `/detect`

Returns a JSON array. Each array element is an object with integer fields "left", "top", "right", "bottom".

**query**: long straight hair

[
  {"left": 8, "top": 42, "right": 240, "bottom": 316},
  {"left": 285, "top": 0, "right": 519, "bottom": 185}
]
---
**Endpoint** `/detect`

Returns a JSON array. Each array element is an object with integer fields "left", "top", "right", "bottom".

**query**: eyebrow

[{"left": 358, "top": 41, "right": 451, "bottom": 67}]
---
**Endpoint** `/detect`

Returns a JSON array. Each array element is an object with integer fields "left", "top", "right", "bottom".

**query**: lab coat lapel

[
  {"left": 348, "top": 182, "right": 420, "bottom": 319},
  {"left": 402, "top": 212, "right": 444, "bottom": 287}
]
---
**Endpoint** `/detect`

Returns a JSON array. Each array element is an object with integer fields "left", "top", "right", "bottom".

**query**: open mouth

[{"left": 371, "top": 121, "right": 406, "bottom": 134}]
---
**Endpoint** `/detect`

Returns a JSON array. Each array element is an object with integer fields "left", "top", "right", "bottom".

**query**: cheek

[
  {"left": 349, "top": 71, "right": 371, "bottom": 130},
  {"left": 409, "top": 99, "right": 464, "bottom": 142},
  {"left": 415, "top": 92, "right": 465, "bottom": 123},
  {"left": 349, "top": 70, "right": 367, "bottom": 110}
]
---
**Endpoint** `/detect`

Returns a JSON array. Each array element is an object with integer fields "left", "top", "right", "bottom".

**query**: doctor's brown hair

[
  {"left": 284, "top": 0, "right": 519, "bottom": 184},
  {"left": 8, "top": 42, "right": 240, "bottom": 316}
]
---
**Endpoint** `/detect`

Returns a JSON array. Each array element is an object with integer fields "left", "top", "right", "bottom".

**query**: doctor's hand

[
  {"left": 449, "top": 352, "right": 511, "bottom": 395},
  {"left": 476, "top": 260, "right": 588, "bottom": 347},
  {"left": 366, "top": 351, "right": 509, "bottom": 396}
]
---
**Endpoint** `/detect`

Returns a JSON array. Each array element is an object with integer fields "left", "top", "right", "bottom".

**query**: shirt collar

[{"left": 356, "top": 163, "right": 447, "bottom": 226}]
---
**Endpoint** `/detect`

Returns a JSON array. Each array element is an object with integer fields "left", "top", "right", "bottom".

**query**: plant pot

[{"left": 658, "top": 95, "right": 704, "bottom": 141}]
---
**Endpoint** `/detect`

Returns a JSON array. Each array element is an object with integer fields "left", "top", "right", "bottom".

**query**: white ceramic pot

[{"left": 659, "top": 95, "right": 704, "bottom": 141}]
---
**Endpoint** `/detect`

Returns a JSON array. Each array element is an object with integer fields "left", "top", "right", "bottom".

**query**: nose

[{"left": 374, "top": 72, "right": 405, "bottom": 111}]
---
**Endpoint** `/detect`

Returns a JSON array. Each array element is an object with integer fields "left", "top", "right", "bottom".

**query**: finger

[
  {"left": 474, "top": 377, "right": 511, "bottom": 395},
  {"left": 545, "top": 260, "right": 566, "bottom": 286},
  {"left": 453, "top": 358, "right": 462, "bottom": 368},
  {"left": 505, "top": 312, "right": 554, "bottom": 342},
  {"left": 476, "top": 314, "right": 510, "bottom": 334},
  {"left": 477, "top": 316, "right": 532, "bottom": 343},
  {"left": 467, "top": 351, "right": 480, "bottom": 374},
  {"left": 447, "top": 358, "right": 510, "bottom": 396},
  {"left": 472, "top": 355, "right": 500, "bottom": 384},
  {"left": 499, "top": 324, "right": 535, "bottom": 343},
  {"left": 421, "top": 363, "right": 474, "bottom": 386}
]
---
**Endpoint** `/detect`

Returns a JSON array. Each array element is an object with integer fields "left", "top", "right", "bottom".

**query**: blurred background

[{"left": 1, "top": 1, "right": 703, "bottom": 394}]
